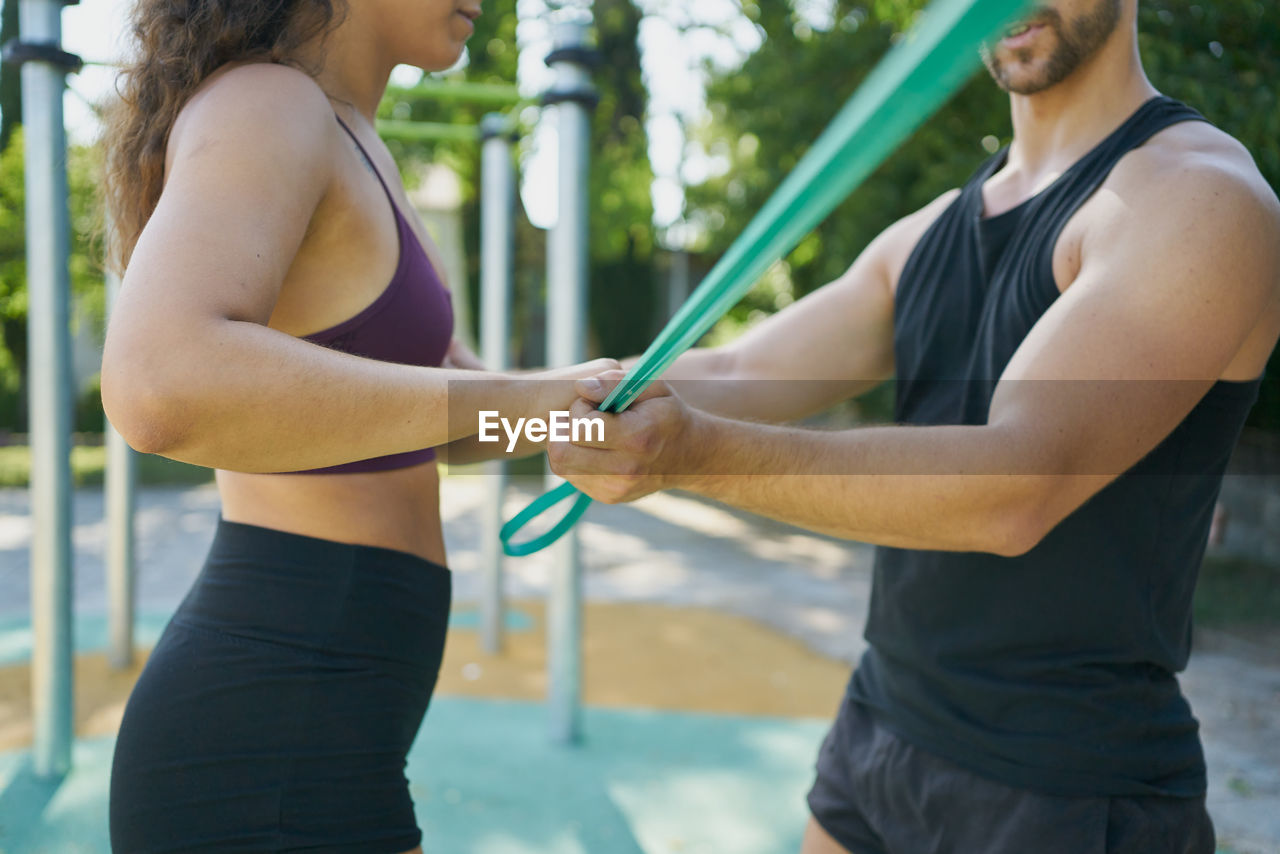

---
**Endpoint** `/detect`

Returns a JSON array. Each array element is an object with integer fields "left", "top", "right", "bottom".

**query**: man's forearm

[
  {"left": 623, "top": 347, "right": 868, "bottom": 423},
  {"left": 674, "top": 415, "right": 1099, "bottom": 556}
]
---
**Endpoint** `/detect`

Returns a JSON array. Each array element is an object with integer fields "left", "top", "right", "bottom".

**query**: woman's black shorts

[{"left": 109, "top": 518, "right": 451, "bottom": 853}]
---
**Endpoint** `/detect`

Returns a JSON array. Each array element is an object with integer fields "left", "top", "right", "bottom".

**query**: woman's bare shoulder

[{"left": 167, "top": 62, "right": 338, "bottom": 176}]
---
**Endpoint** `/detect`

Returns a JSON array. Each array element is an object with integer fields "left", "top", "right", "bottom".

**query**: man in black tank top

[{"left": 549, "top": 1, "right": 1280, "bottom": 852}]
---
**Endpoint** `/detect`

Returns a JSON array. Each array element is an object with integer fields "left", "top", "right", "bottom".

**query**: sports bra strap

[{"left": 333, "top": 113, "right": 399, "bottom": 203}]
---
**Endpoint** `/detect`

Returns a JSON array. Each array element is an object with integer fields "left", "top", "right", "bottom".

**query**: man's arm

[
  {"left": 646, "top": 192, "right": 957, "bottom": 423},
  {"left": 551, "top": 159, "right": 1280, "bottom": 555}
]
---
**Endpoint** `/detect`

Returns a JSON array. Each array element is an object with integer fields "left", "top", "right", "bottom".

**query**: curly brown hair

[{"left": 101, "top": 0, "right": 347, "bottom": 273}]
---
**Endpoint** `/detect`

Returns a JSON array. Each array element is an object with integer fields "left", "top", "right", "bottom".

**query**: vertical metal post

[
  {"left": 543, "top": 16, "right": 597, "bottom": 745},
  {"left": 17, "top": 0, "right": 77, "bottom": 778},
  {"left": 479, "top": 114, "right": 515, "bottom": 654},
  {"left": 105, "top": 217, "right": 137, "bottom": 670}
]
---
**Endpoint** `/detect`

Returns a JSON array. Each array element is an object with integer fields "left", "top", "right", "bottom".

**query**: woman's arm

[{"left": 101, "top": 65, "right": 607, "bottom": 473}]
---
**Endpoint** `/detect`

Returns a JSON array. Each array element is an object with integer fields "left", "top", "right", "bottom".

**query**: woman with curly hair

[{"left": 100, "top": 1, "right": 608, "bottom": 850}]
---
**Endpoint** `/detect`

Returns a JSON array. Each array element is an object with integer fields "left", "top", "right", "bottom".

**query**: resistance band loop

[
  {"left": 501, "top": 0, "right": 1029, "bottom": 557},
  {"left": 499, "top": 482, "right": 591, "bottom": 557}
]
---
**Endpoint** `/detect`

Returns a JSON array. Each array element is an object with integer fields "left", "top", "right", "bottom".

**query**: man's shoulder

[
  {"left": 1077, "top": 117, "right": 1280, "bottom": 291},
  {"left": 1108, "top": 119, "right": 1279, "bottom": 223}
]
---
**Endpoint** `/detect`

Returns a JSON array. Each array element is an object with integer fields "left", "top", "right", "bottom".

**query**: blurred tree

[
  {"left": 0, "top": 127, "right": 25, "bottom": 428},
  {"left": 0, "top": 0, "right": 19, "bottom": 152},
  {"left": 687, "top": 0, "right": 1279, "bottom": 426},
  {"left": 688, "top": 0, "right": 1006, "bottom": 328},
  {"left": 381, "top": 0, "right": 658, "bottom": 363},
  {"left": 587, "top": 0, "right": 657, "bottom": 357},
  {"left": 0, "top": 130, "right": 105, "bottom": 430}
]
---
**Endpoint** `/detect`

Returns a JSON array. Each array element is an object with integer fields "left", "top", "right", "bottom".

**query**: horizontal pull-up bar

[
  {"left": 385, "top": 79, "right": 524, "bottom": 106},
  {"left": 376, "top": 119, "right": 482, "bottom": 143}
]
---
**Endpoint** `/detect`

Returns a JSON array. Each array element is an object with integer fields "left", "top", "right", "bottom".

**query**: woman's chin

[{"left": 408, "top": 49, "right": 467, "bottom": 75}]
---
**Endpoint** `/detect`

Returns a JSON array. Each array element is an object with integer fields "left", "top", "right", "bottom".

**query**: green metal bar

[
  {"left": 385, "top": 79, "right": 523, "bottom": 106},
  {"left": 376, "top": 119, "right": 481, "bottom": 143}
]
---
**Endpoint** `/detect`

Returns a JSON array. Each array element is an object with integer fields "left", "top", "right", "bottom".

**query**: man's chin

[{"left": 984, "top": 58, "right": 1059, "bottom": 96}]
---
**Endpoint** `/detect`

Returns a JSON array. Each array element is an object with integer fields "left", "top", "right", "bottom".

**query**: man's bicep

[
  {"left": 727, "top": 245, "right": 895, "bottom": 385},
  {"left": 991, "top": 168, "right": 1280, "bottom": 483}
]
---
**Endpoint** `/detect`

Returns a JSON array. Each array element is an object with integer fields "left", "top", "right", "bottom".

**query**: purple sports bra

[{"left": 290, "top": 115, "right": 454, "bottom": 474}]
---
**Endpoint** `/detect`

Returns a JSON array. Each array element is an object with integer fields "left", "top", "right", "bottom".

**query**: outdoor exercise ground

[{"left": 0, "top": 477, "right": 1276, "bottom": 853}]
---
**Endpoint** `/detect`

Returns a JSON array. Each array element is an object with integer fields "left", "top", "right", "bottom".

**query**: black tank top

[{"left": 846, "top": 96, "right": 1262, "bottom": 797}]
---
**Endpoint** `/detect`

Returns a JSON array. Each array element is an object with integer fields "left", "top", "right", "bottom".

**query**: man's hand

[{"left": 548, "top": 370, "right": 702, "bottom": 504}]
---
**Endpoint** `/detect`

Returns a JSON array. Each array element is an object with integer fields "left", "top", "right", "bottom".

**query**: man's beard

[{"left": 982, "top": 0, "right": 1122, "bottom": 95}]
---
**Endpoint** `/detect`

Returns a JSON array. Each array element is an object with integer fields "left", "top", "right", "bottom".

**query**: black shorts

[
  {"left": 109, "top": 518, "right": 451, "bottom": 853},
  {"left": 807, "top": 695, "right": 1216, "bottom": 854}
]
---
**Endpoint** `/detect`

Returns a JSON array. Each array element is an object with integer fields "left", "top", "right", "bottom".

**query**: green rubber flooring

[{"left": 0, "top": 697, "right": 827, "bottom": 854}]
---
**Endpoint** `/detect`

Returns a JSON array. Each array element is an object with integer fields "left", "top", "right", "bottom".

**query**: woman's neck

[{"left": 296, "top": 17, "right": 395, "bottom": 124}]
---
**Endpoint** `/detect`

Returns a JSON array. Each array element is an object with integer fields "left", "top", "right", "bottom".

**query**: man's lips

[{"left": 1000, "top": 21, "right": 1047, "bottom": 49}]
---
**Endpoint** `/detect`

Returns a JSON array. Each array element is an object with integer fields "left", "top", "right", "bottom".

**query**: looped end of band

[{"left": 500, "top": 481, "right": 594, "bottom": 557}]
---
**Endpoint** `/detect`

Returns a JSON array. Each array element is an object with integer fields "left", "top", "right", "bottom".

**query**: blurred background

[
  {"left": 0, "top": 1, "right": 1277, "bottom": 851},
  {"left": 1, "top": 0, "right": 1276, "bottom": 574},
  {"left": 1, "top": 0, "right": 1277, "bottom": 436}
]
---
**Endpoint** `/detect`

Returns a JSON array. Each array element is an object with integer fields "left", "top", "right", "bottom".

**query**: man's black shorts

[{"left": 807, "top": 695, "right": 1216, "bottom": 854}]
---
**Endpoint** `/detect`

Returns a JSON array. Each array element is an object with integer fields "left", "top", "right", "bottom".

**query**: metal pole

[
  {"left": 17, "top": 0, "right": 78, "bottom": 778},
  {"left": 479, "top": 113, "right": 515, "bottom": 654},
  {"left": 105, "top": 216, "right": 137, "bottom": 670},
  {"left": 543, "top": 16, "right": 597, "bottom": 745}
]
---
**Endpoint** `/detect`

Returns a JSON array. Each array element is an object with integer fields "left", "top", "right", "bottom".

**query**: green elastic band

[
  {"left": 499, "top": 481, "right": 593, "bottom": 557},
  {"left": 501, "top": 0, "right": 1029, "bottom": 557}
]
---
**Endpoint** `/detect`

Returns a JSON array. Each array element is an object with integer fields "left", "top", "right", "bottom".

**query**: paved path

[{"left": 0, "top": 480, "right": 1276, "bottom": 852}]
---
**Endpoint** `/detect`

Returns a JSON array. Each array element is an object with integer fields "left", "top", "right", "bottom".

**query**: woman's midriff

[{"left": 215, "top": 462, "right": 447, "bottom": 566}]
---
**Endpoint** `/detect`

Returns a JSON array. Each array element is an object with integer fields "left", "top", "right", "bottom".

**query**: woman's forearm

[{"left": 102, "top": 317, "right": 569, "bottom": 473}]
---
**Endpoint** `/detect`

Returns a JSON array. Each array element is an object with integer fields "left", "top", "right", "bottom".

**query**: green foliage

[
  {"left": 1195, "top": 554, "right": 1280, "bottom": 626},
  {"left": 0, "top": 130, "right": 108, "bottom": 430},
  {"left": 688, "top": 0, "right": 1006, "bottom": 328},
  {"left": 75, "top": 374, "right": 104, "bottom": 433},
  {"left": 0, "top": 0, "right": 20, "bottom": 151},
  {"left": 0, "top": 443, "right": 213, "bottom": 488},
  {"left": 587, "top": 0, "right": 658, "bottom": 357},
  {"left": 0, "top": 128, "right": 25, "bottom": 407},
  {"left": 690, "top": 0, "right": 1280, "bottom": 427}
]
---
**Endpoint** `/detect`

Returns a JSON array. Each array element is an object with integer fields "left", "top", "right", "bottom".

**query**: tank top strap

[
  {"left": 333, "top": 113, "right": 401, "bottom": 206},
  {"left": 1070, "top": 95, "right": 1207, "bottom": 183},
  {"left": 1012, "top": 95, "right": 1209, "bottom": 303}
]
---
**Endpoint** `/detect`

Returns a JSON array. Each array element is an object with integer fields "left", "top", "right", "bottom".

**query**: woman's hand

[
  {"left": 438, "top": 357, "right": 621, "bottom": 466},
  {"left": 529, "top": 358, "right": 622, "bottom": 415}
]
